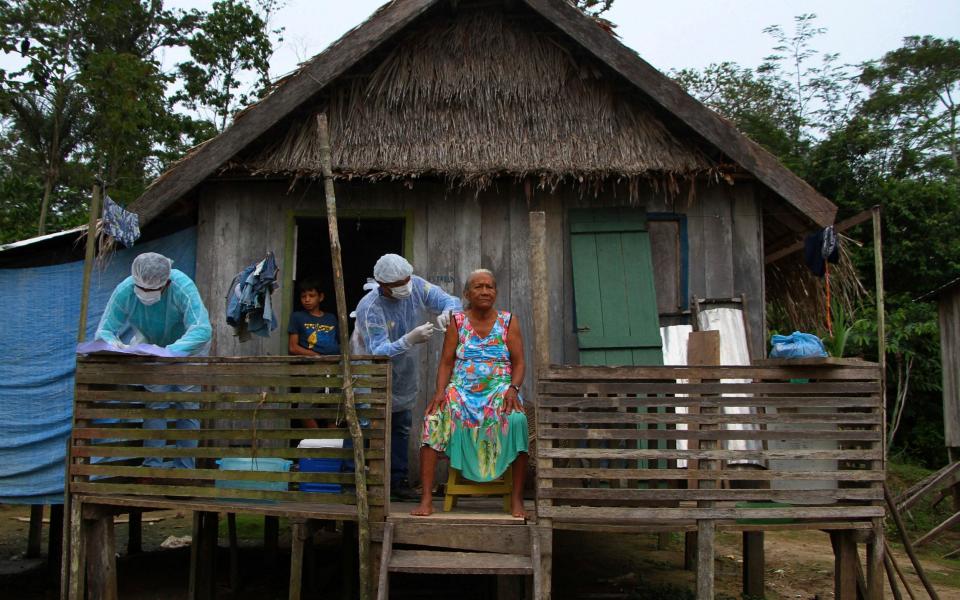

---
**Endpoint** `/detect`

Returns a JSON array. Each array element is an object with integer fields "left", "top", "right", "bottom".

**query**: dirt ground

[{"left": 2, "top": 503, "right": 959, "bottom": 599}]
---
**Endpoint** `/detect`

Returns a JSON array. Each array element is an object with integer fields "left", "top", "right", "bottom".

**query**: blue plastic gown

[
  {"left": 95, "top": 269, "right": 212, "bottom": 356},
  {"left": 354, "top": 275, "right": 460, "bottom": 411}
]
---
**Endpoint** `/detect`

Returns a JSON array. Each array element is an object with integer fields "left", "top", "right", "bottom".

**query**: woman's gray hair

[{"left": 462, "top": 268, "right": 496, "bottom": 309}]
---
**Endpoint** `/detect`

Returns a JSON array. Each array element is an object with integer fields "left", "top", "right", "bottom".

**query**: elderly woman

[{"left": 411, "top": 269, "right": 529, "bottom": 517}]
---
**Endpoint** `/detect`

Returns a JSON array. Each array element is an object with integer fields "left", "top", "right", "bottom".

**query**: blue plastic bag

[{"left": 769, "top": 332, "right": 828, "bottom": 359}]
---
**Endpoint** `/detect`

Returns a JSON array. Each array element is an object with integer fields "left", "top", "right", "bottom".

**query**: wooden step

[{"left": 388, "top": 550, "right": 534, "bottom": 575}]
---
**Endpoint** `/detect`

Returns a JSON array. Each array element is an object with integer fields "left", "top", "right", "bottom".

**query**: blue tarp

[{"left": 0, "top": 228, "right": 197, "bottom": 504}]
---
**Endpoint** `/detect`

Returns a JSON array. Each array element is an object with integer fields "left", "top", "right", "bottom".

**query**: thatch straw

[
  {"left": 765, "top": 236, "right": 867, "bottom": 336},
  {"left": 234, "top": 8, "right": 715, "bottom": 192}
]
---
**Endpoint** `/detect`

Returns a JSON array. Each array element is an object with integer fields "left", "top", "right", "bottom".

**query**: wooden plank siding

[
  {"left": 941, "top": 286, "right": 960, "bottom": 447},
  {"left": 192, "top": 178, "right": 766, "bottom": 479}
]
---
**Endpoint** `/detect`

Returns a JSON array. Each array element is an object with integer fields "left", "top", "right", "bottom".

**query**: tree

[
  {"left": 0, "top": 0, "right": 89, "bottom": 234},
  {"left": 175, "top": 0, "right": 280, "bottom": 132},
  {"left": 858, "top": 36, "right": 960, "bottom": 177}
]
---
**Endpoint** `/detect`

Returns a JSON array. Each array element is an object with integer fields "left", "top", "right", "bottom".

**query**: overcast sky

[{"left": 198, "top": 0, "right": 960, "bottom": 81}]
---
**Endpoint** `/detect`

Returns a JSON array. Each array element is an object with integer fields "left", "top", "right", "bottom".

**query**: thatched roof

[
  {"left": 129, "top": 0, "right": 837, "bottom": 229},
  {"left": 233, "top": 9, "right": 714, "bottom": 187}
]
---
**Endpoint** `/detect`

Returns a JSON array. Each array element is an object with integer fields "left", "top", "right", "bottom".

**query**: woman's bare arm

[{"left": 427, "top": 318, "right": 459, "bottom": 414}]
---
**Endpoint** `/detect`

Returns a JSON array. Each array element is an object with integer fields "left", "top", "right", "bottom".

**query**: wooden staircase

[{"left": 376, "top": 521, "right": 541, "bottom": 599}]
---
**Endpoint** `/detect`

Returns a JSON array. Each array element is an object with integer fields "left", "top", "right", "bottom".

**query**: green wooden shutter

[{"left": 570, "top": 208, "right": 663, "bottom": 366}]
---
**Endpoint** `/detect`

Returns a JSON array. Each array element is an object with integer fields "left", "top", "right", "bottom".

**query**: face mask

[
  {"left": 135, "top": 287, "right": 163, "bottom": 305},
  {"left": 389, "top": 282, "right": 412, "bottom": 299}
]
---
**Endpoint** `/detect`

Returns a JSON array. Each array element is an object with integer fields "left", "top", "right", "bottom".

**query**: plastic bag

[{"left": 769, "top": 331, "right": 828, "bottom": 359}]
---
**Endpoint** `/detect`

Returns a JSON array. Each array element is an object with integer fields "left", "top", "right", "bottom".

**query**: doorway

[{"left": 289, "top": 215, "right": 409, "bottom": 329}]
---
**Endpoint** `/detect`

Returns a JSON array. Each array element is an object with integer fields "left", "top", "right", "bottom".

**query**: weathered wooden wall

[
  {"left": 193, "top": 177, "right": 766, "bottom": 479},
  {"left": 940, "top": 286, "right": 960, "bottom": 447}
]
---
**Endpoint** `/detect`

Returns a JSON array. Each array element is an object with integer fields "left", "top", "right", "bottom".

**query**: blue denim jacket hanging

[{"left": 226, "top": 252, "right": 279, "bottom": 341}]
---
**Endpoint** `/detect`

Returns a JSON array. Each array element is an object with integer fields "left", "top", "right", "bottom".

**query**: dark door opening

[{"left": 293, "top": 217, "right": 406, "bottom": 327}]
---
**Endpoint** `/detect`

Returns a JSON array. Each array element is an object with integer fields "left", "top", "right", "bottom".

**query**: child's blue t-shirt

[{"left": 288, "top": 311, "right": 340, "bottom": 354}]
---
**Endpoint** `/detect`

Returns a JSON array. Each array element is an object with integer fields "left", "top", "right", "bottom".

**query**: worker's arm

[
  {"left": 419, "top": 276, "right": 462, "bottom": 314},
  {"left": 94, "top": 284, "right": 131, "bottom": 347},
  {"left": 166, "top": 276, "right": 212, "bottom": 356},
  {"left": 358, "top": 302, "right": 412, "bottom": 357}
]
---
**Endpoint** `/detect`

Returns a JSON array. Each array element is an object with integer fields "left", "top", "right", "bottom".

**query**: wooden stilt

[
  {"left": 228, "top": 513, "right": 240, "bottom": 592},
  {"left": 684, "top": 532, "right": 697, "bottom": 570},
  {"left": 696, "top": 520, "right": 715, "bottom": 600},
  {"left": 264, "top": 515, "right": 279, "bottom": 574},
  {"left": 67, "top": 499, "right": 85, "bottom": 600},
  {"left": 288, "top": 520, "right": 306, "bottom": 600},
  {"left": 27, "top": 505, "right": 43, "bottom": 558},
  {"left": 48, "top": 503, "right": 63, "bottom": 580},
  {"left": 742, "top": 531, "right": 764, "bottom": 598},
  {"left": 867, "top": 518, "right": 885, "bottom": 599},
  {"left": 85, "top": 514, "right": 118, "bottom": 600},
  {"left": 318, "top": 113, "right": 371, "bottom": 600},
  {"left": 127, "top": 510, "right": 142, "bottom": 555},
  {"left": 832, "top": 531, "right": 859, "bottom": 600},
  {"left": 539, "top": 524, "right": 553, "bottom": 600},
  {"left": 189, "top": 512, "right": 217, "bottom": 600}
]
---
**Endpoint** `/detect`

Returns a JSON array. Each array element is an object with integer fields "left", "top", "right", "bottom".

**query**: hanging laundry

[
  {"left": 803, "top": 225, "right": 840, "bottom": 277},
  {"left": 101, "top": 195, "right": 140, "bottom": 247},
  {"left": 226, "top": 252, "right": 279, "bottom": 341}
]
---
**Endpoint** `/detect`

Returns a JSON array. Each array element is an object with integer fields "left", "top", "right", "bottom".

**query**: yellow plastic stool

[{"left": 443, "top": 465, "right": 513, "bottom": 513}]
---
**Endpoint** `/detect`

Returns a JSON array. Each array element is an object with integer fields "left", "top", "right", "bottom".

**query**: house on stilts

[{"left": 65, "top": 1, "right": 885, "bottom": 599}]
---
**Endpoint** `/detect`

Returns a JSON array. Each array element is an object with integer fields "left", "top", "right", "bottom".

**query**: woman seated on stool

[{"left": 411, "top": 269, "right": 529, "bottom": 517}]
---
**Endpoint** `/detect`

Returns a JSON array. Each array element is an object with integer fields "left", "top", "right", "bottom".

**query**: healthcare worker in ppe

[
  {"left": 353, "top": 254, "right": 461, "bottom": 500},
  {"left": 96, "top": 252, "right": 212, "bottom": 469}
]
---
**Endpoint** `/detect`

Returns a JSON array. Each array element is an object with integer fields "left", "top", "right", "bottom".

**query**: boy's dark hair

[{"left": 298, "top": 279, "right": 323, "bottom": 294}]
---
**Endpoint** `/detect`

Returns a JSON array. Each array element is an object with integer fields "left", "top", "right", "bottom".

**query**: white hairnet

[
  {"left": 373, "top": 254, "right": 413, "bottom": 284},
  {"left": 131, "top": 252, "right": 173, "bottom": 288}
]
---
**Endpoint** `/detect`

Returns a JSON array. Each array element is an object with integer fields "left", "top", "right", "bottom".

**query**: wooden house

[{"left": 128, "top": 0, "right": 838, "bottom": 478}]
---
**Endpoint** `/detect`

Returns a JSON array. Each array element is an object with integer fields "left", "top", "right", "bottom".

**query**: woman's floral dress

[{"left": 421, "top": 311, "right": 528, "bottom": 481}]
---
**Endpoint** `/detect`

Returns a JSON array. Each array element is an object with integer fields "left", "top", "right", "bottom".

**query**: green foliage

[{"left": 0, "top": 0, "right": 280, "bottom": 241}]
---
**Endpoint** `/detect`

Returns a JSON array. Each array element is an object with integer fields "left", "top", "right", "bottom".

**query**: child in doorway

[
  {"left": 288, "top": 279, "right": 340, "bottom": 357},
  {"left": 288, "top": 279, "right": 340, "bottom": 428}
]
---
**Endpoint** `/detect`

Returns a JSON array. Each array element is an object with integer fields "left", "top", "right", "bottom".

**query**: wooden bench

[
  {"left": 66, "top": 354, "right": 390, "bottom": 600},
  {"left": 535, "top": 361, "right": 885, "bottom": 600}
]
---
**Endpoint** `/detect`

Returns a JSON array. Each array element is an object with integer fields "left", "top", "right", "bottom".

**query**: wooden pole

[
  {"left": 317, "top": 113, "right": 371, "bottom": 600},
  {"left": 884, "top": 483, "right": 941, "bottom": 600},
  {"left": 873, "top": 206, "right": 886, "bottom": 462},
  {"left": 528, "top": 211, "right": 549, "bottom": 443},
  {"left": 77, "top": 182, "right": 102, "bottom": 344},
  {"left": 886, "top": 540, "right": 920, "bottom": 600},
  {"left": 63, "top": 181, "right": 102, "bottom": 598}
]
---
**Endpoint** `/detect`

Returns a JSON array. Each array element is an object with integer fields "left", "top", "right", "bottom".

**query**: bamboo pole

[
  {"left": 317, "top": 113, "right": 371, "bottom": 600},
  {"left": 884, "top": 483, "right": 941, "bottom": 600}
]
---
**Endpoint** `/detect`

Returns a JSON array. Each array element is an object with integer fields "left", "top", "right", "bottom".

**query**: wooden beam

[
  {"left": 129, "top": 0, "right": 440, "bottom": 226},
  {"left": 884, "top": 484, "right": 941, "bottom": 600},
  {"left": 832, "top": 531, "right": 859, "bottom": 600},
  {"left": 764, "top": 208, "right": 873, "bottom": 264},
  {"left": 914, "top": 510, "right": 960, "bottom": 547},
  {"left": 27, "top": 505, "right": 43, "bottom": 558},
  {"left": 696, "top": 520, "right": 715, "bottom": 600},
  {"left": 521, "top": 0, "right": 837, "bottom": 227}
]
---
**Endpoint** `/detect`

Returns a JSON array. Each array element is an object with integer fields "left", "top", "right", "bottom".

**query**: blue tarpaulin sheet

[{"left": 0, "top": 227, "right": 197, "bottom": 504}]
